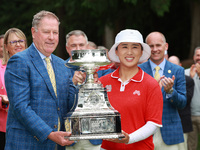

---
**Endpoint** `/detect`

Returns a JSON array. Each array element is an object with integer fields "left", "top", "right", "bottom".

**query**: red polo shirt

[{"left": 99, "top": 67, "right": 163, "bottom": 150}]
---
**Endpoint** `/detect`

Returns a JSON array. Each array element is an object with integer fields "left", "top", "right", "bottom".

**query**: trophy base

[
  {"left": 65, "top": 109, "right": 124, "bottom": 141},
  {"left": 65, "top": 133, "right": 125, "bottom": 141}
]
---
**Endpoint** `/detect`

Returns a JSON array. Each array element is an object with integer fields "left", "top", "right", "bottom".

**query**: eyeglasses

[{"left": 8, "top": 40, "right": 25, "bottom": 46}]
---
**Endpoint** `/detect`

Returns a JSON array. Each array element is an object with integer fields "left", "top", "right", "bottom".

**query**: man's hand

[
  {"left": 72, "top": 71, "right": 86, "bottom": 85},
  {"left": 47, "top": 131, "right": 74, "bottom": 146},
  {"left": 72, "top": 71, "right": 100, "bottom": 85},
  {"left": 158, "top": 76, "right": 165, "bottom": 89},
  {"left": 160, "top": 75, "right": 175, "bottom": 93},
  {"left": 196, "top": 63, "right": 200, "bottom": 77},
  {"left": 190, "top": 64, "right": 197, "bottom": 78}
]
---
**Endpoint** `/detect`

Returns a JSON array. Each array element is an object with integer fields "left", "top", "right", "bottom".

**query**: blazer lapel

[
  {"left": 29, "top": 44, "right": 57, "bottom": 100},
  {"left": 163, "top": 61, "right": 173, "bottom": 78},
  {"left": 144, "top": 61, "right": 154, "bottom": 77}
]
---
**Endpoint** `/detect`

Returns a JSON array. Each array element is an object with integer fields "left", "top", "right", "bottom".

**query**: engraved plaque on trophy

[{"left": 65, "top": 49, "right": 124, "bottom": 140}]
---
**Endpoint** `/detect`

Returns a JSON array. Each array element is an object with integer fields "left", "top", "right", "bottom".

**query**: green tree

[{"left": 0, "top": 0, "right": 195, "bottom": 63}]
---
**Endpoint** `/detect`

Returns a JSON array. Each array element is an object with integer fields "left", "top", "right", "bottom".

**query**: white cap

[{"left": 109, "top": 29, "right": 151, "bottom": 63}]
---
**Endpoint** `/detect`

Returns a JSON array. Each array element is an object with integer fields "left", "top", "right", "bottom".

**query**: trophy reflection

[{"left": 65, "top": 49, "right": 124, "bottom": 140}]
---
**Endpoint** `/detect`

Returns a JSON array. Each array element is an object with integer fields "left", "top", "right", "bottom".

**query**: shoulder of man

[
  {"left": 184, "top": 67, "right": 190, "bottom": 75},
  {"left": 166, "top": 60, "right": 185, "bottom": 73}
]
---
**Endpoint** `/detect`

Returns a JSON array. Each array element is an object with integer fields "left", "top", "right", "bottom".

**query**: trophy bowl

[{"left": 65, "top": 49, "right": 125, "bottom": 140}]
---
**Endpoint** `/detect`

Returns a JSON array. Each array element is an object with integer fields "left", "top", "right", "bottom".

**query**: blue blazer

[
  {"left": 97, "top": 68, "right": 115, "bottom": 78},
  {"left": 139, "top": 60, "right": 187, "bottom": 145},
  {"left": 5, "top": 44, "right": 77, "bottom": 150}
]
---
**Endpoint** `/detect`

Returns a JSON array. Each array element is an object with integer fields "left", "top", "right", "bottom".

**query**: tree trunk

[
  {"left": 190, "top": 1, "right": 200, "bottom": 58},
  {"left": 104, "top": 25, "right": 114, "bottom": 49}
]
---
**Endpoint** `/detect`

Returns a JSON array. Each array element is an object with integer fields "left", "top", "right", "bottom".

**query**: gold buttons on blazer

[
  {"left": 54, "top": 125, "right": 58, "bottom": 129},
  {"left": 34, "top": 136, "right": 39, "bottom": 141},
  {"left": 57, "top": 107, "right": 60, "bottom": 111},
  {"left": 170, "top": 99, "right": 174, "bottom": 103}
]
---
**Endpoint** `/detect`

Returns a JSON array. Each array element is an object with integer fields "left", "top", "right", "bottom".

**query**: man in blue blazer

[
  {"left": 139, "top": 32, "right": 186, "bottom": 150},
  {"left": 4, "top": 11, "right": 83, "bottom": 150}
]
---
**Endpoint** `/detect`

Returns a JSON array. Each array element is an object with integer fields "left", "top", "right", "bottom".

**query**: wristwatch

[{"left": 167, "top": 88, "right": 173, "bottom": 94}]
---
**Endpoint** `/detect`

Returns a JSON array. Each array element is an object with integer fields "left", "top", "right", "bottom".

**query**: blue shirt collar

[
  {"left": 150, "top": 59, "right": 166, "bottom": 70},
  {"left": 33, "top": 43, "right": 52, "bottom": 61}
]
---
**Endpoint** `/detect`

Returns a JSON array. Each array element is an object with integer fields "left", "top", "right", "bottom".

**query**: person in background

[
  {"left": 97, "top": 46, "right": 107, "bottom": 50},
  {"left": 96, "top": 45, "right": 119, "bottom": 78},
  {"left": 139, "top": 31, "right": 187, "bottom": 150},
  {"left": 97, "top": 62, "right": 119, "bottom": 78},
  {"left": 164, "top": 50, "right": 168, "bottom": 60},
  {"left": 2, "top": 28, "right": 28, "bottom": 66},
  {"left": 185, "top": 47, "right": 200, "bottom": 150},
  {"left": 87, "top": 41, "right": 97, "bottom": 49},
  {"left": 0, "top": 34, "right": 4, "bottom": 65},
  {"left": 65, "top": 30, "right": 102, "bottom": 150},
  {"left": 169, "top": 55, "right": 194, "bottom": 150},
  {"left": 0, "top": 28, "right": 27, "bottom": 150},
  {"left": 4, "top": 11, "right": 85, "bottom": 150},
  {"left": 99, "top": 29, "right": 163, "bottom": 150},
  {"left": 66, "top": 30, "right": 88, "bottom": 62}
]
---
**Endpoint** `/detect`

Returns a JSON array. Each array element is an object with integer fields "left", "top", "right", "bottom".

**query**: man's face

[
  {"left": 146, "top": 32, "right": 168, "bottom": 65},
  {"left": 66, "top": 35, "right": 87, "bottom": 57},
  {"left": 31, "top": 16, "right": 59, "bottom": 57},
  {"left": 0, "top": 38, "right": 4, "bottom": 58},
  {"left": 194, "top": 49, "right": 200, "bottom": 64}
]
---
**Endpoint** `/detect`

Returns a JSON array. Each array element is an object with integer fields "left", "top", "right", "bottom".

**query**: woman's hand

[
  {"left": 0, "top": 95, "right": 9, "bottom": 104},
  {"left": 105, "top": 131, "right": 130, "bottom": 144}
]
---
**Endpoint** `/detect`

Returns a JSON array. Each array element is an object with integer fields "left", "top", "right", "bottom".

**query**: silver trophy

[{"left": 65, "top": 49, "right": 124, "bottom": 140}]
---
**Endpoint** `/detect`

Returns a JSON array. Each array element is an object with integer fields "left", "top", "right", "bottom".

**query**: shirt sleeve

[{"left": 128, "top": 121, "right": 159, "bottom": 144}]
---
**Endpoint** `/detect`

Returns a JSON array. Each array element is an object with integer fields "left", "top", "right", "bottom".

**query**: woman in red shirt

[{"left": 99, "top": 29, "right": 163, "bottom": 150}]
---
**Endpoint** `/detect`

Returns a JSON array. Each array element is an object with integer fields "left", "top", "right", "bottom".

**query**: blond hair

[{"left": 2, "top": 28, "right": 27, "bottom": 65}]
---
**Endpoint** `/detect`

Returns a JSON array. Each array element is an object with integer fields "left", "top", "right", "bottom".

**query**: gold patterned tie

[
  {"left": 45, "top": 58, "right": 60, "bottom": 129},
  {"left": 45, "top": 57, "right": 57, "bottom": 97},
  {"left": 45, "top": 58, "right": 60, "bottom": 150},
  {"left": 154, "top": 66, "right": 160, "bottom": 81}
]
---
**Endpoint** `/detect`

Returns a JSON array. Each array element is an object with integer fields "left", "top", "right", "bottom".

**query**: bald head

[
  {"left": 145, "top": 31, "right": 168, "bottom": 65},
  {"left": 168, "top": 55, "right": 181, "bottom": 66},
  {"left": 145, "top": 32, "right": 166, "bottom": 43}
]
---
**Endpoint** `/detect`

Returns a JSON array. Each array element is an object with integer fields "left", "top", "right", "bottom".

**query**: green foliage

[
  {"left": 123, "top": 0, "right": 138, "bottom": 5},
  {"left": 0, "top": 0, "right": 171, "bottom": 40},
  {"left": 0, "top": 0, "right": 191, "bottom": 60},
  {"left": 150, "top": 0, "right": 171, "bottom": 16}
]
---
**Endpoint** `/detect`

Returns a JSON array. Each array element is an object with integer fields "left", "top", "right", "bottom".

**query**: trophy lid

[{"left": 68, "top": 49, "right": 111, "bottom": 66}]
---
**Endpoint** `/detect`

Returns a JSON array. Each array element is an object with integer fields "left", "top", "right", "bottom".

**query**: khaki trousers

[{"left": 188, "top": 116, "right": 200, "bottom": 150}]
